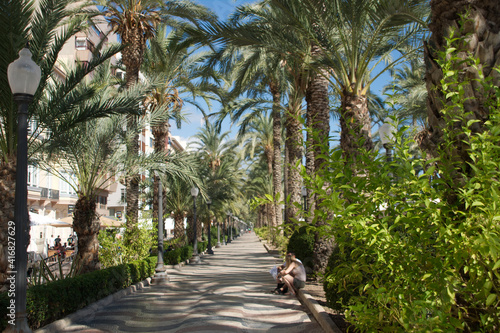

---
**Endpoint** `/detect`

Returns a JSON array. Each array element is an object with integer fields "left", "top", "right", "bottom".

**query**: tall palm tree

[
  {"left": 0, "top": 0, "right": 138, "bottom": 289},
  {"left": 237, "top": 111, "right": 276, "bottom": 225},
  {"left": 142, "top": 25, "right": 209, "bottom": 235},
  {"left": 213, "top": 44, "right": 287, "bottom": 229},
  {"left": 163, "top": 175, "right": 192, "bottom": 244},
  {"left": 95, "top": 0, "right": 215, "bottom": 240},
  {"left": 418, "top": 0, "right": 500, "bottom": 202},
  {"left": 384, "top": 57, "right": 427, "bottom": 128}
]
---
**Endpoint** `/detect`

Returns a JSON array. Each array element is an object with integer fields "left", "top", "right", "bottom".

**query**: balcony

[{"left": 40, "top": 188, "right": 59, "bottom": 200}]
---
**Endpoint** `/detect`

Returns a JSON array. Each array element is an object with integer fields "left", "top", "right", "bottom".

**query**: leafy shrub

[
  {"left": 181, "top": 245, "right": 193, "bottom": 262},
  {"left": 0, "top": 256, "right": 156, "bottom": 331},
  {"left": 287, "top": 226, "right": 315, "bottom": 272},
  {"left": 163, "top": 247, "right": 182, "bottom": 265},
  {"left": 316, "top": 41, "right": 500, "bottom": 331}
]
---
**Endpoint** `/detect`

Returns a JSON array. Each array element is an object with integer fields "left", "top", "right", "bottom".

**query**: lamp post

[
  {"left": 229, "top": 212, "right": 234, "bottom": 242},
  {"left": 7, "top": 45, "right": 41, "bottom": 333},
  {"left": 216, "top": 218, "right": 221, "bottom": 248},
  {"left": 206, "top": 198, "right": 214, "bottom": 254},
  {"left": 152, "top": 172, "right": 167, "bottom": 284},
  {"left": 226, "top": 211, "right": 232, "bottom": 243},
  {"left": 191, "top": 186, "right": 200, "bottom": 263},
  {"left": 222, "top": 216, "right": 226, "bottom": 245},
  {"left": 301, "top": 186, "right": 307, "bottom": 213},
  {"left": 379, "top": 117, "right": 396, "bottom": 163}
]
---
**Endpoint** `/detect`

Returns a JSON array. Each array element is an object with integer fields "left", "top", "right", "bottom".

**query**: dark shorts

[{"left": 293, "top": 278, "right": 306, "bottom": 290}]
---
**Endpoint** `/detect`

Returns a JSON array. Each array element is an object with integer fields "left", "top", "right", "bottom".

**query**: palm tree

[
  {"left": 162, "top": 175, "right": 192, "bottom": 244},
  {"left": 213, "top": 45, "right": 287, "bottom": 229},
  {"left": 95, "top": 0, "right": 216, "bottom": 239},
  {"left": 191, "top": 120, "right": 248, "bottom": 233},
  {"left": 237, "top": 111, "right": 277, "bottom": 225},
  {"left": 0, "top": 0, "right": 139, "bottom": 289},
  {"left": 418, "top": 0, "right": 500, "bottom": 202},
  {"left": 142, "top": 25, "right": 209, "bottom": 236},
  {"left": 40, "top": 115, "right": 125, "bottom": 273},
  {"left": 384, "top": 57, "right": 427, "bottom": 128}
]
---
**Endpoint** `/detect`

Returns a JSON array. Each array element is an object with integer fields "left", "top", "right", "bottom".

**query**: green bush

[
  {"left": 164, "top": 247, "right": 182, "bottom": 265},
  {"left": 197, "top": 240, "right": 208, "bottom": 254},
  {"left": 315, "top": 40, "right": 500, "bottom": 331},
  {"left": 0, "top": 256, "right": 156, "bottom": 331},
  {"left": 287, "top": 226, "right": 315, "bottom": 272}
]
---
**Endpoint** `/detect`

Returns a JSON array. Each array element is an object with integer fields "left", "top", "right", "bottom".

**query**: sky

[
  {"left": 170, "top": 0, "right": 255, "bottom": 149},
  {"left": 171, "top": 0, "right": 392, "bottom": 149}
]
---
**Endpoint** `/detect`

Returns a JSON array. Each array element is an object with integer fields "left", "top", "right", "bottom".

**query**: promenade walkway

[{"left": 43, "top": 232, "right": 325, "bottom": 333}]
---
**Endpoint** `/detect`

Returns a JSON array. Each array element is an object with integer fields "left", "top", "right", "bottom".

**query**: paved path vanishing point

[{"left": 47, "top": 232, "right": 325, "bottom": 333}]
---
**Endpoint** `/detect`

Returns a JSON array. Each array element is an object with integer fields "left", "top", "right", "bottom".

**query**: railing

[
  {"left": 39, "top": 188, "right": 59, "bottom": 200},
  {"left": 49, "top": 189, "right": 59, "bottom": 200}
]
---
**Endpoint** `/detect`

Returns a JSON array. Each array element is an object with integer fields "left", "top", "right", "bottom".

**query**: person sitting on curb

[{"left": 277, "top": 252, "right": 306, "bottom": 296}]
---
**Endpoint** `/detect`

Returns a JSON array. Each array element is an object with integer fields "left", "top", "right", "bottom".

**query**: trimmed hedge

[
  {"left": 0, "top": 256, "right": 156, "bottom": 331},
  {"left": 163, "top": 244, "right": 193, "bottom": 265}
]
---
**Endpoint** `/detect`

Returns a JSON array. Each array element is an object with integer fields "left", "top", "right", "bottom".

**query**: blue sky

[{"left": 171, "top": 0, "right": 391, "bottom": 148}]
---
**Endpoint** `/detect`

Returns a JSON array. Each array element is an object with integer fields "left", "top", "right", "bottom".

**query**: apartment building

[
  {"left": 27, "top": 3, "right": 186, "bottom": 226},
  {"left": 107, "top": 128, "right": 185, "bottom": 221},
  {"left": 27, "top": 6, "right": 118, "bottom": 221}
]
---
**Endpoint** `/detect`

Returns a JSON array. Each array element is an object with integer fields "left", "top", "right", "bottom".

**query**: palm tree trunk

[
  {"left": 419, "top": 0, "right": 500, "bottom": 203},
  {"left": 285, "top": 101, "right": 303, "bottom": 225},
  {"left": 73, "top": 195, "right": 100, "bottom": 274},
  {"left": 340, "top": 91, "right": 373, "bottom": 163},
  {"left": 173, "top": 212, "right": 185, "bottom": 244},
  {"left": 197, "top": 211, "right": 202, "bottom": 242},
  {"left": 186, "top": 214, "right": 194, "bottom": 245},
  {"left": 0, "top": 159, "right": 17, "bottom": 291},
  {"left": 270, "top": 81, "right": 284, "bottom": 228},
  {"left": 123, "top": 28, "right": 146, "bottom": 242},
  {"left": 264, "top": 147, "right": 277, "bottom": 226},
  {"left": 306, "top": 44, "right": 334, "bottom": 274},
  {"left": 152, "top": 124, "right": 169, "bottom": 245}
]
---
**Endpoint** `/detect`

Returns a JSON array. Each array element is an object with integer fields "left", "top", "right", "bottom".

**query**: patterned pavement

[{"left": 49, "top": 232, "right": 324, "bottom": 333}]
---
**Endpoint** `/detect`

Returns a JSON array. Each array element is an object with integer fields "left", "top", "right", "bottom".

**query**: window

[
  {"left": 28, "top": 165, "right": 39, "bottom": 187},
  {"left": 28, "top": 119, "right": 37, "bottom": 136},
  {"left": 59, "top": 172, "right": 77, "bottom": 195},
  {"left": 150, "top": 137, "right": 154, "bottom": 148},
  {"left": 75, "top": 37, "right": 87, "bottom": 50},
  {"left": 120, "top": 188, "right": 126, "bottom": 203}
]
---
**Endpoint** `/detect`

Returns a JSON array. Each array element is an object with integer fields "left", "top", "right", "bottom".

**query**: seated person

[
  {"left": 277, "top": 252, "right": 306, "bottom": 296},
  {"left": 54, "top": 243, "right": 66, "bottom": 259}
]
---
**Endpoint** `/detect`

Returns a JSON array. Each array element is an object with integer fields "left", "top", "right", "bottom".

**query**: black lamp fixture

[
  {"left": 191, "top": 186, "right": 200, "bottom": 263},
  {"left": 379, "top": 117, "right": 396, "bottom": 163},
  {"left": 7, "top": 45, "right": 41, "bottom": 333},
  {"left": 302, "top": 186, "right": 307, "bottom": 212},
  {"left": 206, "top": 198, "right": 214, "bottom": 254},
  {"left": 152, "top": 172, "right": 167, "bottom": 284},
  {"left": 228, "top": 211, "right": 233, "bottom": 242}
]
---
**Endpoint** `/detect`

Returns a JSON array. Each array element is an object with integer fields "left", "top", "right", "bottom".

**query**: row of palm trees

[{"left": 2, "top": 0, "right": 498, "bottom": 290}]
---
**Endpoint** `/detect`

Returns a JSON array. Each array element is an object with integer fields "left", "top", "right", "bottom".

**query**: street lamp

[
  {"left": 229, "top": 212, "right": 233, "bottom": 242},
  {"left": 7, "top": 45, "right": 41, "bottom": 333},
  {"left": 226, "top": 211, "right": 231, "bottom": 244},
  {"left": 379, "top": 117, "right": 396, "bottom": 163},
  {"left": 216, "top": 218, "right": 221, "bottom": 248},
  {"left": 191, "top": 186, "right": 200, "bottom": 263},
  {"left": 152, "top": 172, "right": 167, "bottom": 284},
  {"left": 206, "top": 198, "right": 214, "bottom": 254},
  {"left": 302, "top": 186, "right": 307, "bottom": 213}
]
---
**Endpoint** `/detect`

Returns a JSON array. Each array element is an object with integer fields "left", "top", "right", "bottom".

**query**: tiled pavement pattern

[{"left": 50, "top": 233, "right": 325, "bottom": 333}]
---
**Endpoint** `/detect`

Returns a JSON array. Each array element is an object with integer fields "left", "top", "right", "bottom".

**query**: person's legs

[{"left": 282, "top": 274, "right": 295, "bottom": 295}]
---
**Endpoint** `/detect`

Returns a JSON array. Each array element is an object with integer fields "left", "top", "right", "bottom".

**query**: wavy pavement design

[{"left": 51, "top": 233, "right": 324, "bottom": 333}]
